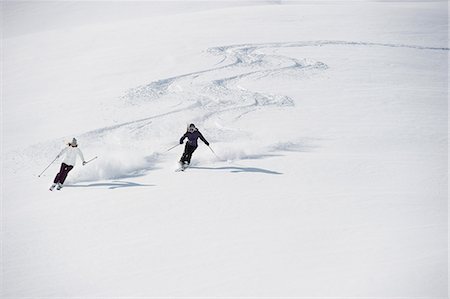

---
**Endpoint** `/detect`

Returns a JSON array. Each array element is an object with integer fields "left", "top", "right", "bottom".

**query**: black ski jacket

[{"left": 180, "top": 130, "right": 209, "bottom": 147}]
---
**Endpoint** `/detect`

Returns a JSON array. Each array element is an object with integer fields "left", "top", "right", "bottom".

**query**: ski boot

[{"left": 49, "top": 183, "right": 57, "bottom": 191}]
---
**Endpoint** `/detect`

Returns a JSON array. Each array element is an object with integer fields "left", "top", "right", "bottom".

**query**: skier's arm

[
  {"left": 198, "top": 131, "right": 209, "bottom": 146},
  {"left": 77, "top": 148, "right": 86, "bottom": 165},
  {"left": 56, "top": 147, "right": 68, "bottom": 158},
  {"left": 179, "top": 133, "right": 187, "bottom": 144}
]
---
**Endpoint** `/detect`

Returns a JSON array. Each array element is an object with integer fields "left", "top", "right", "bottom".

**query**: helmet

[{"left": 70, "top": 138, "right": 78, "bottom": 147}]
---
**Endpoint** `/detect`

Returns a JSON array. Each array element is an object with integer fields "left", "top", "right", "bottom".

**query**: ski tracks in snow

[{"left": 120, "top": 39, "right": 448, "bottom": 132}]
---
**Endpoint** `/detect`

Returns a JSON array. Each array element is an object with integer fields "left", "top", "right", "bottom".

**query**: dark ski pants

[
  {"left": 180, "top": 144, "right": 197, "bottom": 164},
  {"left": 54, "top": 163, "right": 74, "bottom": 184}
]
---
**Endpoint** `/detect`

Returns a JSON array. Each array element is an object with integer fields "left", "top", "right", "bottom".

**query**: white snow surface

[{"left": 1, "top": 1, "right": 448, "bottom": 297}]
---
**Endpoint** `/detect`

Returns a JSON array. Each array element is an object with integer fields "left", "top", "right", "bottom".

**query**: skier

[
  {"left": 50, "top": 138, "right": 86, "bottom": 191},
  {"left": 179, "top": 123, "right": 209, "bottom": 169}
]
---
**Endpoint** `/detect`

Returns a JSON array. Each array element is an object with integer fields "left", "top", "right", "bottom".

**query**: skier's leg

[
  {"left": 186, "top": 145, "right": 197, "bottom": 164},
  {"left": 59, "top": 164, "right": 74, "bottom": 184},
  {"left": 53, "top": 163, "right": 66, "bottom": 183},
  {"left": 180, "top": 143, "right": 189, "bottom": 163}
]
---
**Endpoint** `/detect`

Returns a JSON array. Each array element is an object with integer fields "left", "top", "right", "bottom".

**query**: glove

[
  {"left": 205, "top": 142, "right": 210, "bottom": 146},
  {"left": 180, "top": 140, "right": 184, "bottom": 144},
  {"left": 82, "top": 161, "right": 87, "bottom": 166}
]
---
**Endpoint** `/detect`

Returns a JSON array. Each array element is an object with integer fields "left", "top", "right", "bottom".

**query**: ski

[
  {"left": 175, "top": 162, "right": 189, "bottom": 172},
  {"left": 175, "top": 166, "right": 187, "bottom": 172}
]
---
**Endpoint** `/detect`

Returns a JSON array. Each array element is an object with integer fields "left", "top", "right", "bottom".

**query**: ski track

[
  {"left": 8, "top": 40, "right": 449, "bottom": 181},
  {"left": 121, "top": 39, "right": 447, "bottom": 130}
]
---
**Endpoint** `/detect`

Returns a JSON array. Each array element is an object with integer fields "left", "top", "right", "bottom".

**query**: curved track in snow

[
  {"left": 117, "top": 40, "right": 448, "bottom": 132},
  {"left": 124, "top": 40, "right": 447, "bottom": 103}
]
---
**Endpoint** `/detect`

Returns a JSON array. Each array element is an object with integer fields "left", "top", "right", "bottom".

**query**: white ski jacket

[{"left": 58, "top": 146, "right": 85, "bottom": 166}]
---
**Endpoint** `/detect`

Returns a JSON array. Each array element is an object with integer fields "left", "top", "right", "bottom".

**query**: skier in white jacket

[{"left": 50, "top": 138, "right": 86, "bottom": 191}]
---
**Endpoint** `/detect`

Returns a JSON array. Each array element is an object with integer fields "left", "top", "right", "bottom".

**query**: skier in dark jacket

[{"left": 179, "top": 123, "right": 209, "bottom": 167}]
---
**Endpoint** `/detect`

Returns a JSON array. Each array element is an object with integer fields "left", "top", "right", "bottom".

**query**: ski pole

[
  {"left": 38, "top": 156, "right": 59, "bottom": 177},
  {"left": 166, "top": 144, "right": 181, "bottom": 152},
  {"left": 84, "top": 156, "right": 98, "bottom": 165},
  {"left": 208, "top": 145, "right": 222, "bottom": 160}
]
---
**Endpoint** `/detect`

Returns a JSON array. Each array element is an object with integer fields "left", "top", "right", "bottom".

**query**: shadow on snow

[
  {"left": 65, "top": 180, "right": 154, "bottom": 190},
  {"left": 189, "top": 166, "right": 282, "bottom": 175}
]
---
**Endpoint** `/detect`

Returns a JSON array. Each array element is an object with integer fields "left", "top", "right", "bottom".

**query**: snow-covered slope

[{"left": 2, "top": 1, "right": 448, "bottom": 297}]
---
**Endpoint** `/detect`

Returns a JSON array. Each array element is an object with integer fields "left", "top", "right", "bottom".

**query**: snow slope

[{"left": 2, "top": 1, "right": 448, "bottom": 297}]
